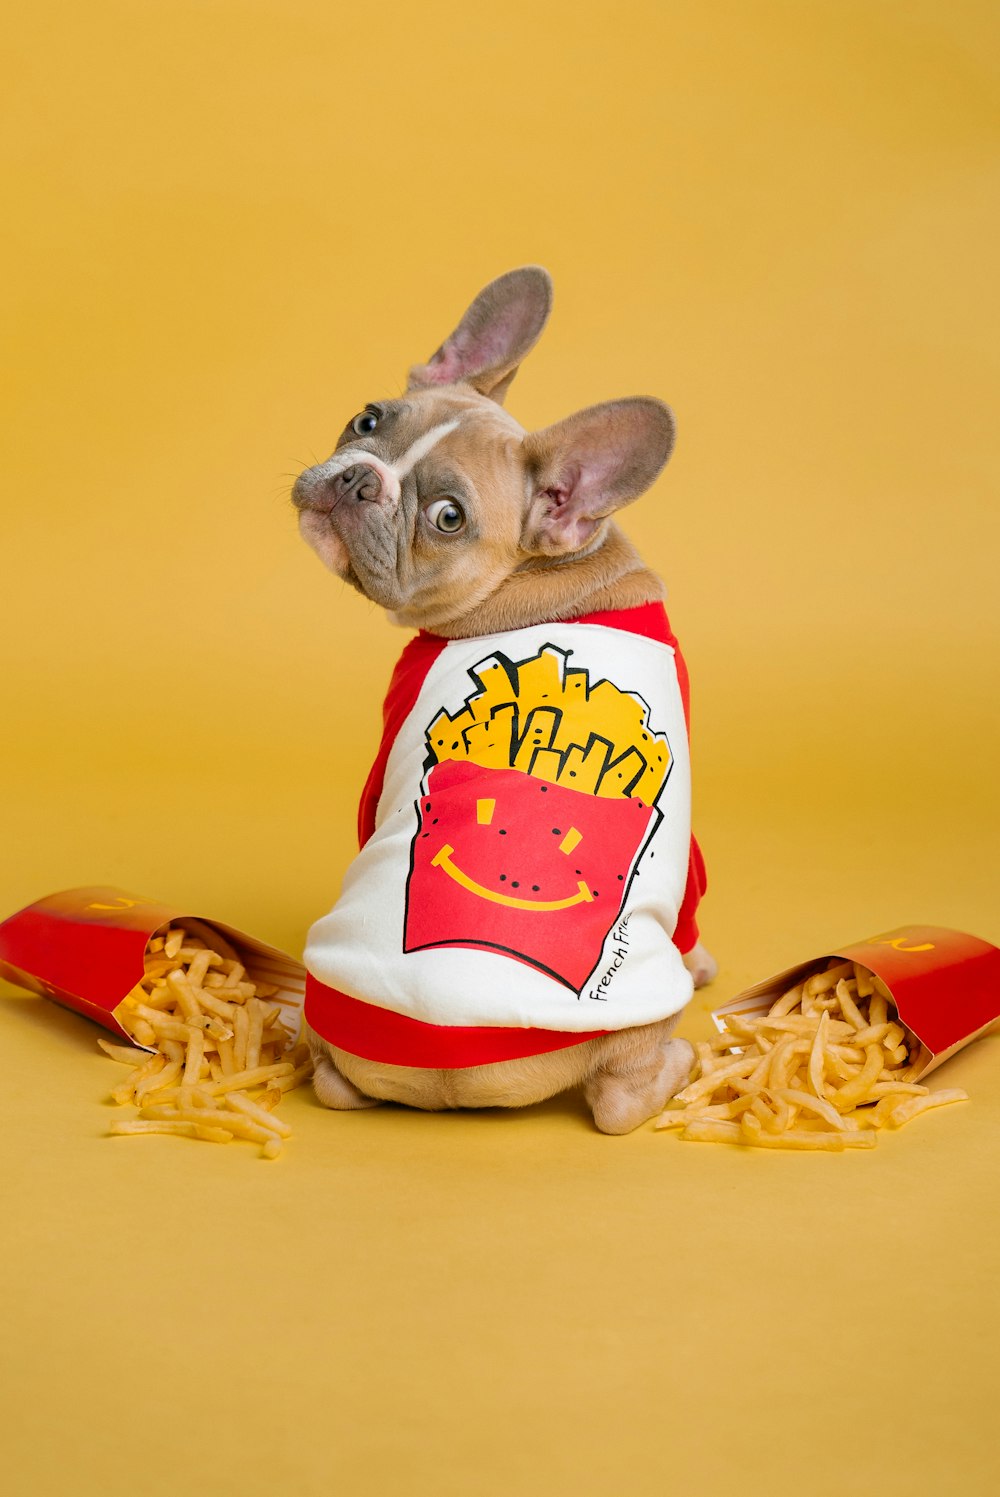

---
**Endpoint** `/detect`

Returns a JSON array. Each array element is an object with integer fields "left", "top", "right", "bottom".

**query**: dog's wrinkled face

[
  {"left": 292, "top": 267, "right": 676, "bottom": 633},
  {"left": 293, "top": 386, "right": 530, "bottom": 627}
]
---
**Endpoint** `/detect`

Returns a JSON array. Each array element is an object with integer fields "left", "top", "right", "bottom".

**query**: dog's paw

[
  {"left": 586, "top": 1037, "right": 695, "bottom": 1136},
  {"left": 312, "top": 1052, "right": 381, "bottom": 1111},
  {"left": 683, "top": 942, "right": 719, "bottom": 989}
]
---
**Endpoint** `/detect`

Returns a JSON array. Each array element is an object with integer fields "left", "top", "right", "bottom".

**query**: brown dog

[{"left": 292, "top": 267, "right": 715, "bottom": 1133}]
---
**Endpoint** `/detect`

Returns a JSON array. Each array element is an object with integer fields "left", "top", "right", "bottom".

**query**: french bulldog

[{"left": 292, "top": 267, "right": 715, "bottom": 1133}]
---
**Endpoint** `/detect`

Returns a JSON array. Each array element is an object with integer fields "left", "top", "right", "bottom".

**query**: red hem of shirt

[{"left": 305, "top": 975, "right": 610, "bottom": 1070}]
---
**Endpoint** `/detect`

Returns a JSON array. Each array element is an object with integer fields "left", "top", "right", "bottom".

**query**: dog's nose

[
  {"left": 292, "top": 459, "right": 393, "bottom": 514},
  {"left": 331, "top": 463, "right": 384, "bottom": 504}
]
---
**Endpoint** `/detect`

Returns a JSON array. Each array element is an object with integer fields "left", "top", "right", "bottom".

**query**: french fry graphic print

[{"left": 403, "top": 644, "right": 672, "bottom": 990}]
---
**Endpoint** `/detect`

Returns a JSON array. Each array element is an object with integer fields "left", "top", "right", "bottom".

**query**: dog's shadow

[{"left": 351, "top": 1088, "right": 594, "bottom": 1129}]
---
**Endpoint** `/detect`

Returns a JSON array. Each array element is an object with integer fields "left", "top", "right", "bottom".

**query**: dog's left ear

[
  {"left": 521, "top": 398, "right": 676, "bottom": 555},
  {"left": 407, "top": 266, "right": 553, "bottom": 405}
]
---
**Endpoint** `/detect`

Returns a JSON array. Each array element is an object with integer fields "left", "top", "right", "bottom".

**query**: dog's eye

[
  {"left": 352, "top": 410, "right": 379, "bottom": 436},
  {"left": 425, "top": 498, "right": 466, "bottom": 534}
]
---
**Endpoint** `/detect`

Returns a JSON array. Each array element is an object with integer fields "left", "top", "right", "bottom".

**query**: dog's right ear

[{"left": 407, "top": 266, "right": 553, "bottom": 405}]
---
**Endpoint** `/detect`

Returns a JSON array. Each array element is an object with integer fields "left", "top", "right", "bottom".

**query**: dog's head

[{"left": 292, "top": 267, "right": 675, "bottom": 633}]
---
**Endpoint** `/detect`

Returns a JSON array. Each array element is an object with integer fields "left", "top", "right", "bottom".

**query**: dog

[{"left": 292, "top": 267, "right": 715, "bottom": 1133}]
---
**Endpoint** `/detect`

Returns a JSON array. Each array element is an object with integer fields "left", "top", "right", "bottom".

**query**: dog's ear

[
  {"left": 407, "top": 266, "right": 553, "bottom": 405},
  {"left": 521, "top": 398, "right": 676, "bottom": 554}
]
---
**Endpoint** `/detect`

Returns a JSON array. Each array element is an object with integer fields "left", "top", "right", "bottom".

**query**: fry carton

[
  {"left": 0, "top": 885, "right": 305, "bottom": 1047},
  {"left": 712, "top": 925, "right": 1000, "bottom": 1079}
]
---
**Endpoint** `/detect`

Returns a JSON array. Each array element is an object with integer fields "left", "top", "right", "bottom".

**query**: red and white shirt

[{"left": 305, "top": 603, "right": 706, "bottom": 1068}]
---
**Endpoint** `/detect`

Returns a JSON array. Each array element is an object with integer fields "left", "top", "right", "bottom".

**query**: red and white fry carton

[
  {"left": 712, "top": 924, "right": 1000, "bottom": 1079},
  {"left": 0, "top": 886, "right": 306, "bottom": 1048}
]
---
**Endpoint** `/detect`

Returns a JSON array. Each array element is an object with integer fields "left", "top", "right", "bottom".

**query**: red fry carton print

[{"left": 403, "top": 644, "right": 672, "bottom": 991}]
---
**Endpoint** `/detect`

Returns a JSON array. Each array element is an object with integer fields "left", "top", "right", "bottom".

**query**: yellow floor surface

[
  {"left": 3, "top": 769, "right": 998, "bottom": 1497},
  {"left": 3, "top": 2, "right": 999, "bottom": 1493}
]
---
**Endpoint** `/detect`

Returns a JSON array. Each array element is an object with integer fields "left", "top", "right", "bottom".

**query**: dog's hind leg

[
  {"left": 583, "top": 1016, "right": 694, "bottom": 1135},
  {"left": 311, "top": 1049, "right": 382, "bottom": 1111}
]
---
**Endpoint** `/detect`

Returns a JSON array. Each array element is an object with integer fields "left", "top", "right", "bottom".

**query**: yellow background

[{"left": 2, "top": 2, "right": 999, "bottom": 1493}]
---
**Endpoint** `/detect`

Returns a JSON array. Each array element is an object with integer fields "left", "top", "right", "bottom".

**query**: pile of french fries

[
  {"left": 102, "top": 923, "right": 312, "bottom": 1159},
  {"left": 658, "top": 959, "right": 969, "bottom": 1150}
]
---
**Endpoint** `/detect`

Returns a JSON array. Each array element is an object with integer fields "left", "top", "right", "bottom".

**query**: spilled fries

[
  {"left": 657, "top": 959, "right": 969, "bottom": 1150},
  {"left": 106, "top": 924, "right": 312, "bottom": 1158}
]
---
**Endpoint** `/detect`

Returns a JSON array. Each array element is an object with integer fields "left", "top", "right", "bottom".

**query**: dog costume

[{"left": 305, "top": 602, "right": 706, "bottom": 1067}]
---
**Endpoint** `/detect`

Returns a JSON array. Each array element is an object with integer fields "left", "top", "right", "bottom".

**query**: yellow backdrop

[{"left": 2, "top": 2, "right": 998, "bottom": 1493}]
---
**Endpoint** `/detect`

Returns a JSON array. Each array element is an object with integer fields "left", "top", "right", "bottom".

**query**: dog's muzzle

[{"left": 293, "top": 453, "right": 401, "bottom": 515}]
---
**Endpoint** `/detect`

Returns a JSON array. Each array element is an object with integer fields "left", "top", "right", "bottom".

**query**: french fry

[
  {"left": 191, "top": 1084, "right": 223, "bottom": 1109},
  {"left": 233, "top": 1004, "right": 250, "bottom": 1072},
  {"left": 767, "top": 982, "right": 803, "bottom": 1019},
  {"left": 657, "top": 959, "right": 971, "bottom": 1151},
  {"left": 770, "top": 1087, "right": 851, "bottom": 1132},
  {"left": 273, "top": 1060, "right": 313, "bottom": 1093},
  {"left": 803, "top": 961, "right": 853, "bottom": 999},
  {"left": 674, "top": 1054, "right": 758, "bottom": 1105},
  {"left": 128, "top": 1003, "right": 195, "bottom": 1043},
  {"left": 694, "top": 1041, "right": 716, "bottom": 1075},
  {"left": 110, "top": 1053, "right": 166, "bottom": 1106},
  {"left": 245, "top": 998, "right": 264, "bottom": 1074},
  {"left": 807, "top": 1010, "right": 829, "bottom": 1098},
  {"left": 880, "top": 1017, "right": 904, "bottom": 1053},
  {"left": 226, "top": 1092, "right": 292, "bottom": 1138},
  {"left": 886, "top": 1090, "right": 969, "bottom": 1127},
  {"left": 197, "top": 1015, "right": 234, "bottom": 1043},
  {"left": 209, "top": 1063, "right": 295, "bottom": 1095},
  {"left": 196, "top": 990, "right": 237, "bottom": 1021},
  {"left": 165, "top": 968, "right": 203, "bottom": 1023},
  {"left": 135, "top": 1059, "right": 183, "bottom": 1103},
  {"left": 680, "top": 1119, "right": 745, "bottom": 1144},
  {"left": 767, "top": 1036, "right": 809, "bottom": 1090},
  {"left": 833, "top": 1045, "right": 884, "bottom": 1109},
  {"left": 136, "top": 986, "right": 177, "bottom": 1011},
  {"left": 185, "top": 949, "right": 216, "bottom": 988},
  {"left": 182, "top": 1027, "right": 205, "bottom": 1087},
  {"left": 752, "top": 1125, "right": 876, "bottom": 1152},
  {"left": 138, "top": 1104, "right": 276, "bottom": 1144},
  {"left": 834, "top": 979, "right": 867, "bottom": 1031},
  {"left": 109, "top": 1119, "right": 234, "bottom": 1143},
  {"left": 117, "top": 1010, "right": 157, "bottom": 1048},
  {"left": 97, "top": 1039, "right": 150, "bottom": 1066}
]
